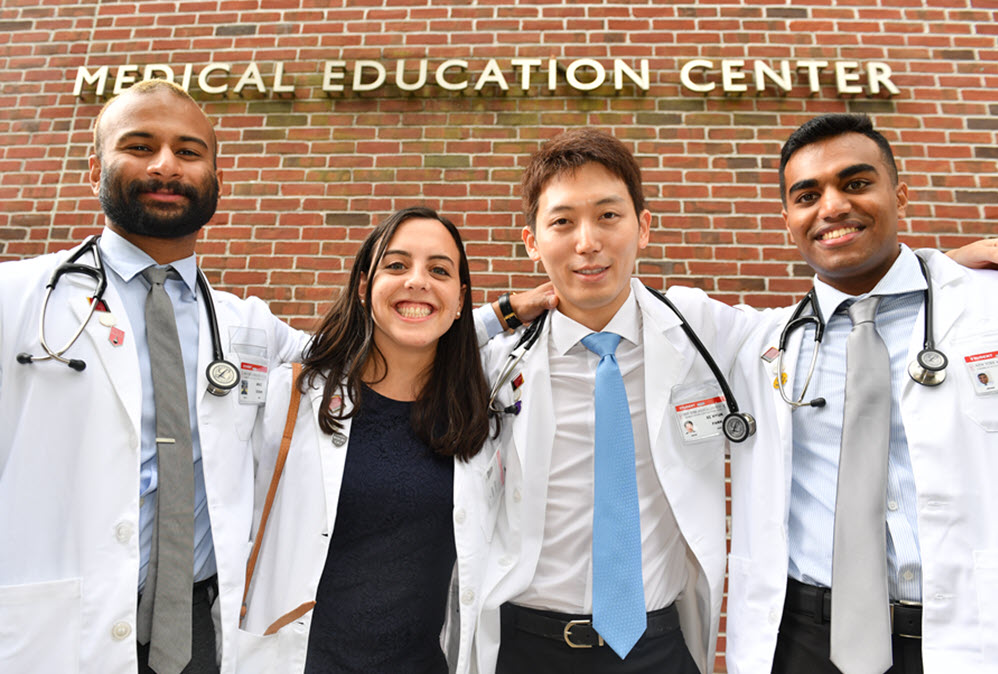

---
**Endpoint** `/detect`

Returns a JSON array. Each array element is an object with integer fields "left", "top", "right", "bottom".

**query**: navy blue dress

[{"left": 304, "top": 386, "right": 456, "bottom": 673}]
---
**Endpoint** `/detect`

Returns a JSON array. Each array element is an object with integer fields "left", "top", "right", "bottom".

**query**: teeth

[
  {"left": 577, "top": 268, "right": 606, "bottom": 275},
  {"left": 819, "top": 227, "right": 859, "bottom": 241},
  {"left": 397, "top": 304, "right": 431, "bottom": 318}
]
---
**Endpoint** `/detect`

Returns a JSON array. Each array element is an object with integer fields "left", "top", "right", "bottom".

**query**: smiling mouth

[
  {"left": 575, "top": 266, "right": 609, "bottom": 276},
  {"left": 817, "top": 226, "right": 862, "bottom": 242},
  {"left": 396, "top": 302, "right": 432, "bottom": 319}
]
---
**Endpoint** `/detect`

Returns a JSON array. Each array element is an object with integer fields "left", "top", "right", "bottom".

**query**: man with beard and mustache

[{"left": 0, "top": 80, "right": 308, "bottom": 674}]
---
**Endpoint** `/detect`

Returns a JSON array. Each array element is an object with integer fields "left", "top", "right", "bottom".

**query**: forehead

[
  {"left": 538, "top": 162, "right": 631, "bottom": 210},
  {"left": 384, "top": 217, "right": 459, "bottom": 255},
  {"left": 784, "top": 132, "right": 889, "bottom": 183},
  {"left": 99, "top": 90, "right": 214, "bottom": 151}
]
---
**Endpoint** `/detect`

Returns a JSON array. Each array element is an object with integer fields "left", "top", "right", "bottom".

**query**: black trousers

[
  {"left": 137, "top": 576, "right": 220, "bottom": 674},
  {"left": 497, "top": 604, "right": 700, "bottom": 674},
  {"left": 772, "top": 589, "right": 923, "bottom": 674}
]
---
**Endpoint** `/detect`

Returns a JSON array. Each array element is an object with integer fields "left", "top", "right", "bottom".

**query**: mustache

[{"left": 126, "top": 179, "right": 200, "bottom": 202}]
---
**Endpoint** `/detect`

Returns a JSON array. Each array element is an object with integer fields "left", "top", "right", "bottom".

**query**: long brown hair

[{"left": 298, "top": 206, "right": 489, "bottom": 461}]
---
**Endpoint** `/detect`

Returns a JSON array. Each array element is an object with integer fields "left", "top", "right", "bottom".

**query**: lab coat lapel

[
  {"left": 903, "top": 252, "right": 967, "bottom": 395},
  {"left": 68, "top": 271, "right": 142, "bottom": 437},
  {"left": 772, "top": 319, "right": 801, "bottom": 493},
  {"left": 310, "top": 383, "right": 351, "bottom": 532},
  {"left": 634, "top": 285, "right": 694, "bottom": 449}
]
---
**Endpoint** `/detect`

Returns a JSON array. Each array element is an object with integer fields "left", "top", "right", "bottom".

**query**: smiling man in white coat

[
  {"left": 0, "top": 80, "right": 305, "bottom": 673},
  {"left": 726, "top": 114, "right": 998, "bottom": 674},
  {"left": 455, "top": 128, "right": 760, "bottom": 674}
]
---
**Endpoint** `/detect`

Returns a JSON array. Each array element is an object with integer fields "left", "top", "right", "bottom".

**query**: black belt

[
  {"left": 501, "top": 602, "right": 680, "bottom": 649},
  {"left": 139, "top": 574, "right": 218, "bottom": 607},
  {"left": 785, "top": 577, "right": 922, "bottom": 639}
]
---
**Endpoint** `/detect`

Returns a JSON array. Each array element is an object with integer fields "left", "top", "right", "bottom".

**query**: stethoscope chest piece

[
  {"left": 206, "top": 359, "right": 240, "bottom": 396},
  {"left": 908, "top": 348, "right": 947, "bottom": 386},
  {"left": 723, "top": 412, "right": 756, "bottom": 443}
]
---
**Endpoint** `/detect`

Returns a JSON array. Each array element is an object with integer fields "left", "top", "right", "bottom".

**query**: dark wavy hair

[{"left": 298, "top": 206, "right": 489, "bottom": 462}]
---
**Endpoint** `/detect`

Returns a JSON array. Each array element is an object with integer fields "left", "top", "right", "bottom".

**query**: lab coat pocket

[
  {"left": 0, "top": 577, "right": 81, "bottom": 672},
  {"left": 234, "top": 612, "right": 311, "bottom": 674},
  {"left": 974, "top": 550, "right": 998, "bottom": 659}
]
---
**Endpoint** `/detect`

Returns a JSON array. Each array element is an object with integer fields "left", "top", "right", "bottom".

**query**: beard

[{"left": 98, "top": 163, "right": 219, "bottom": 239}]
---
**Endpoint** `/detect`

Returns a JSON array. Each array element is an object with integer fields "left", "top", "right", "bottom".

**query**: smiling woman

[{"left": 239, "top": 206, "right": 491, "bottom": 674}]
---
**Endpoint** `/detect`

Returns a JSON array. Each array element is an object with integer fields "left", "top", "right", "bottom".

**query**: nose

[
  {"left": 574, "top": 218, "right": 601, "bottom": 254},
  {"left": 147, "top": 146, "right": 181, "bottom": 179},
  {"left": 404, "top": 267, "right": 430, "bottom": 291},
  {"left": 817, "top": 187, "right": 850, "bottom": 220}
]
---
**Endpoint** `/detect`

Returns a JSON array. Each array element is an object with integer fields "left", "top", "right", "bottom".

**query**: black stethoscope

[
  {"left": 487, "top": 285, "right": 757, "bottom": 443},
  {"left": 16, "top": 235, "right": 241, "bottom": 396},
  {"left": 776, "top": 253, "right": 947, "bottom": 409}
]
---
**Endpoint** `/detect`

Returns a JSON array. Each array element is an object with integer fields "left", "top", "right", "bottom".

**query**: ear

[
  {"left": 895, "top": 182, "right": 909, "bottom": 220},
  {"left": 88, "top": 154, "right": 101, "bottom": 196},
  {"left": 782, "top": 208, "right": 795, "bottom": 245},
  {"left": 216, "top": 168, "right": 225, "bottom": 195},
  {"left": 358, "top": 272, "right": 368, "bottom": 303},
  {"left": 522, "top": 225, "right": 540, "bottom": 262},
  {"left": 637, "top": 209, "right": 651, "bottom": 249},
  {"left": 459, "top": 283, "right": 467, "bottom": 311}
]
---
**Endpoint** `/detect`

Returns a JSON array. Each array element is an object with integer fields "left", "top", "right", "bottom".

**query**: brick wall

[{"left": 2, "top": 1, "right": 996, "bottom": 670}]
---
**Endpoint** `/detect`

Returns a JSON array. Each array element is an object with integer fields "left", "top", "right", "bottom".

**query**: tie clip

[{"left": 155, "top": 437, "right": 176, "bottom": 444}]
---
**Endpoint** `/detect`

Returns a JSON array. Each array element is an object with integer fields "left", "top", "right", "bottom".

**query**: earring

[{"left": 455, "top": 310, "right": 461, "bottom": 319}]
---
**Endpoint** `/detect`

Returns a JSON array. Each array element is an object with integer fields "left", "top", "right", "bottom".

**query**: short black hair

[{"left": 779, "top": 114, "right": 898, "bottom": 206}]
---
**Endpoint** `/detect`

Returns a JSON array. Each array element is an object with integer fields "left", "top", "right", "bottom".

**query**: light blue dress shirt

[
  {"left": 787, "top": 245, "right": 926, "bottom": 603},
  {"left": 98, "top": 228, "right": 216, "bottom": 591}
]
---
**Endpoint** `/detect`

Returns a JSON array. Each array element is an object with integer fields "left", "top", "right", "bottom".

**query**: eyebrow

[
  {"left": 383, "top": 249, "right": 456, "bottom": 264},
  {"left": 117, "top": 131, "right": 210, "bottom": 152},
  {"left": 788, "top": 163, "right": 879, "bottom": 195},
  {"left": 544, "top": 194, "right": 627, "bottom": 215}
]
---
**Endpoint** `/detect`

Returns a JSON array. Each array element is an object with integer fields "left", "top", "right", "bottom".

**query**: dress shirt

[
  {"left": 513, "top": 289, "right": 688, "bottom": 613},
  {"left": 787, "top": 245, "right": 926, "bottom": 602},
  {"left": 99, "top": 227, "right": 216, "bottom": 590}
]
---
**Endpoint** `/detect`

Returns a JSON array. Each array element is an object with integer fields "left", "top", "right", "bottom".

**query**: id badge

[
  {"left": 230, "top": 327, "right": 269, "bottom": 405},
  {"left": 484, "top": 446, "right": 505, "bottom": 512},
  {"left": 964, "top": 348, "right": 998, "bottom": 396},
  {"left": 671, "top": 381, "right": 727, "bottom": 442}
]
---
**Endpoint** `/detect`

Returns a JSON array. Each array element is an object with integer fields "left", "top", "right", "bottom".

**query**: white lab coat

[
  {"left": 237, "top": 364, "right": 492, "bottom": 674},
  {"left": 451, "top": 279, "right": 758, "bottom": 674},
  {"left": 725, "top": 250, "right": 998, "bottom": 674},
  {"left": 0, "top": 243, "right": 304, "bottom": 674}
]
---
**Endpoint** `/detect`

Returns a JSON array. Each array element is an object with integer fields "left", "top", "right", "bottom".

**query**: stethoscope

[
  {"left": 776, "top": 253, "right": 947, "bottom": 409},
  {"left": 16, "top": 235, "right": 241, "bottom": 396},
  {"left": 487, "top": 285, "right": 757, "bottom": 443}
]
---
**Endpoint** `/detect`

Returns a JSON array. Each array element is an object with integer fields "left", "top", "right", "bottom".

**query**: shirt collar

[
  {"left": 811, "top": 244, "right": 927, "bottom": 319},
  {"left": 549, "top": 284, "right": 642, "bottom": 357},
  {"left": 98, "top": 226, "right": 198, "bottom": 294}
]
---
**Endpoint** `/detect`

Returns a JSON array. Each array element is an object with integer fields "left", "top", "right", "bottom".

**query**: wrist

[{"left": 497, "top": 292, "right": 523, "bottom": 330}]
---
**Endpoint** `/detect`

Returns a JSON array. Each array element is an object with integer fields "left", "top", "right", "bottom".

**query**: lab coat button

[
  {"left": 887, "top": 500, "right": 899, "bottom": 511},
  {"left": 454, "top": 508, "right": 466, "bottom": 525},
  {"left": 768, "top": 609, "right": 779, "bottom": 624},
  {"left": 461, "top": 589, "right": 475, "bottom": 605},
  {"left": 115, "top": 522, "right": 134, "bottom": 543},
  {"left": 111, "top": 621, "right": 132, "bottom": 640},
  {"left": 499, "top": 555, "right": 514, "bottom": 567},
  {"left": 512, "top": 488, "right": 521, "bottom": 503}
]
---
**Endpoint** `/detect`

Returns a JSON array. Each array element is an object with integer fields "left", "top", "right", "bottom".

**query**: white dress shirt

[
  {"left": 513, "top": 290, "right": 688, "bottom": 613},
  {"left": 99, "top": 228, "right": 216, "bottom": 590},
  {"left": 787, "top": 245, "right": 927, "bottom": 602}
]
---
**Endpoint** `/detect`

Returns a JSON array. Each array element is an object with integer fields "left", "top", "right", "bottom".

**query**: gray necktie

[
  {"left": 830, "top": 295, "right": 893, "bottom": 674},
  {"left": 136, "top": 266, "right": 195, "bottom": 674}
]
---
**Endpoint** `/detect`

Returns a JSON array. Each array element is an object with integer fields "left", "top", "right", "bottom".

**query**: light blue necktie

[{"left": 581, "top": 332, "right": 646, "bottom": 659}]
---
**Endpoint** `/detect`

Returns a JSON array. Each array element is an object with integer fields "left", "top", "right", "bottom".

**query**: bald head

[{"left": 93, "top": 80, "right": 217, "bottom": 165}]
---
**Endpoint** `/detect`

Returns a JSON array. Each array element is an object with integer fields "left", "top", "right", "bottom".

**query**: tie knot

[
  {"left": 846, "top": 295, "right": 881, "bottom": 326},
  {"left": 141, "top": 265, "right": 176, "bottom": 287},
  {"left": 581, "top": 332, "right": 622, "bottom": 358}
]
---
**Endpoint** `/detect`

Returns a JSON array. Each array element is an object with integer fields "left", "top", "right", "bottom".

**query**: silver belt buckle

[
  {"left": 891, "top": 600, "right": 922, "bottom": 640},
  {"left": 563, "top": 619, "right": 604, "bottom": 648}
]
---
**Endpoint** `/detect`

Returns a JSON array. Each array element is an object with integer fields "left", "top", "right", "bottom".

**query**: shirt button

[
  {"left": 902, "top": 571, "right": 914, "bottom": 581},
  {"left": 887, "top": 500, "right": 899, "bottom": 511},
  {"left": 512, "top": 489, "right": 522, "bottom": 503},
  {"left": 140, "top": 497, "right": 146, "bottom": 508},
  {"left": 461, "top": 590, "right": 475, "bottom": 605},
  {"left": 111, "top": 621, "right": 132, "bottom": 640},
  {"left": 453, "top": 508, "right": 466, "bottom": 525},
  {"left": 114, "top": 522, "right": 134, "bottom": 543}
]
